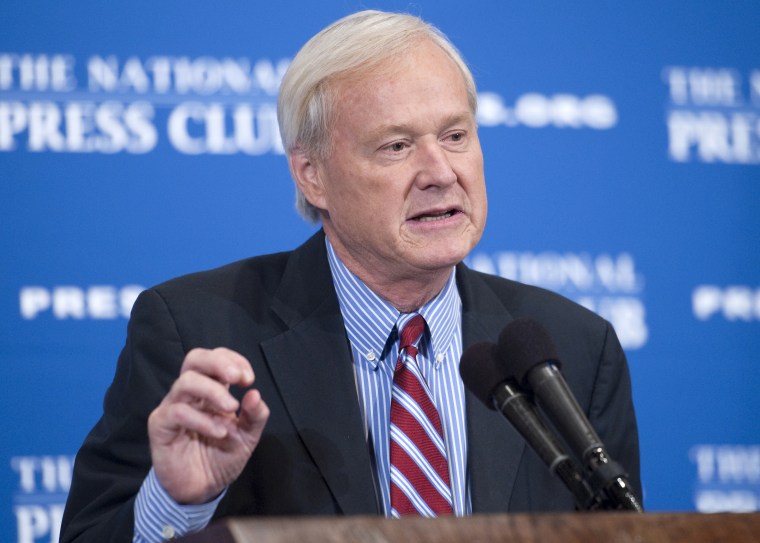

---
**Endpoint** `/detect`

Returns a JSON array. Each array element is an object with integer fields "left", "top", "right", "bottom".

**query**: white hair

[{"left": 277, "top": 10, "right": 478, "bottom": 223}]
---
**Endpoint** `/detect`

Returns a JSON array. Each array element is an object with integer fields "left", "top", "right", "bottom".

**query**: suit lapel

[
  {"left": 457, "top": 265, "right": 526, "bottom": 513},
  {"left": 257, "top": 234, "right": 526, "bottom": 516},
  {"left": 260, "top": 232, "right": 379, "bottom": 515}
]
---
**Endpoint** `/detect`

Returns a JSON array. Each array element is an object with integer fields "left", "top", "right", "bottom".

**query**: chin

[{"left": 416, "top": 244, "right": 471, "bottom": 271}]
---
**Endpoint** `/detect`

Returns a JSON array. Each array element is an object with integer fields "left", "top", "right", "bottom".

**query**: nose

[{"left": 413, "top": 139, "right": 457, "bottom": 189}]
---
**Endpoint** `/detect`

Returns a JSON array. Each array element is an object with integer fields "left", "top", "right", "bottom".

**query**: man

[{"left": 61, "top": 10, "right": 641, "bottom": 543}]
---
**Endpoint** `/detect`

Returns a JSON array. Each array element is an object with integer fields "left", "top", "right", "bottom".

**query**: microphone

[
  {"left": 459, "top": 342, "right": 594, "bottom": 510},
  {"left": 495, "top": 318, "right": 643, "bottom": 512}
]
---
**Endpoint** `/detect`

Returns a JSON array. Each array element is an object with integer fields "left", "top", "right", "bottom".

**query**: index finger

[{"left": 180, "top": 347, "right": 254, "bottom": 387}]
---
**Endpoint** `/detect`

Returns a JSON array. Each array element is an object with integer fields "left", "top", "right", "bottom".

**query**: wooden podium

[{"left": 178, "top": 512, "right": 760, "bottom": 542}]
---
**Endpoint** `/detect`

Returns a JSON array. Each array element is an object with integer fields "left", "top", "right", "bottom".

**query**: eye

[
  {"left": 447, "top": 131, "right": 465, "bottom": 142},
  {"left": 383, "top": 141, "right": 409, "bottom": 153}
]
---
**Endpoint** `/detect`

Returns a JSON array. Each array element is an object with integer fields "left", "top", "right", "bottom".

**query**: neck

[
  {"left": 325, "top": 233, "right": 453, "bottom": 313},
  {"left": 364, "top": 271, "right": 452, "bottom": 314}
]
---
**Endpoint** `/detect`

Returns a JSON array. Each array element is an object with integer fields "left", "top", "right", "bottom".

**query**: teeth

[{"left": 416, "top": 211, "right": 454, "bottom": 222}]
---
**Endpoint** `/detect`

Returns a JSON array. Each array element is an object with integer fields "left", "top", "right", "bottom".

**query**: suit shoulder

[
  {"left": 149, "top": 249, "right": 292, "bottom": 302},
  {"left": 464, "top": 267, "right": 609, "bottom": 333}
]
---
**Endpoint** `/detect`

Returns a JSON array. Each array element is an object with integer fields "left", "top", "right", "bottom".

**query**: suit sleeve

[
  {"left": 60, "top": 288, "right": 188, "bottom": 543},
  {"left": 587, "top": 321, "right": 643, "bottom": 504}
]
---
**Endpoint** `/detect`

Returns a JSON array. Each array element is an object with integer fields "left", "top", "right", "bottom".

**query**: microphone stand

[
  {"left": 490, "top": 383, "right": 599, "bottom": 511},
  {"left": 490, "top": 382, "right": 643, "bottom": 512},
  {"left": 584, "top": 447, "right": 644, "bottom": 512}
]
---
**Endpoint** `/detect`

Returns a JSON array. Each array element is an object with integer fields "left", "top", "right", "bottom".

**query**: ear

[{"left": 288, "top": 148, "right": 328, "bottom": 211}]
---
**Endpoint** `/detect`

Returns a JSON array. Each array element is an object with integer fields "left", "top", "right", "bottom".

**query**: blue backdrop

[{"left": 2, "top": 2, "right": 759, "bottom": 541}]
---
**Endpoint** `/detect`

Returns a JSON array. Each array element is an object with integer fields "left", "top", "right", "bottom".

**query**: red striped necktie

[{"left": 389, "top": 314, "right": 453, "bottom": 517}]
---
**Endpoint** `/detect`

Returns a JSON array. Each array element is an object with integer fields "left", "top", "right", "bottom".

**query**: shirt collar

[{"left": 326, "top": 237, "right": 461, "bottom": 370}]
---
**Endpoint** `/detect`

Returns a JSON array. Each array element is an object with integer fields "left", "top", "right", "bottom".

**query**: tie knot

[{"left": 399, "top": 314, "right": 426, "bottom": 351}]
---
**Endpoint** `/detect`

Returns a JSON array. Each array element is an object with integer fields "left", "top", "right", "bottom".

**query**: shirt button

[
  {"left": 162, "top": 525, "right": 176, "bottom": 539},
  {"left": 435, "top": 353, "right": 445, "bottom": 363},
  {"left": 366, "top": 351, "right": 376, "bottom": 361}
]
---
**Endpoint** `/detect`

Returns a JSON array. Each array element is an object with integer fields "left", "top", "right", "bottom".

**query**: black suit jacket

[{"left": 61, "top": 231, "right": 641, "bottom": 542}]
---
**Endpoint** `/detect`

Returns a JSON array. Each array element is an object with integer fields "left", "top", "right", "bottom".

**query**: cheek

[
  {"left": 323, "top": 174, "right": 384, "bottom": 227},
  {"left": 460, "top": 165, "right": 486, "bottom": 202},
  {"left": 319, "top": 166, "right": 359, "bottom": 210},
  {"left": 349, "top": 173, "right": 403, "bottom": 212}
]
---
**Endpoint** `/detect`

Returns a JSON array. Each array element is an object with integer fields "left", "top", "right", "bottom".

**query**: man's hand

[{"left": 148, "top": 347, "right": 270, "bottom": 504}]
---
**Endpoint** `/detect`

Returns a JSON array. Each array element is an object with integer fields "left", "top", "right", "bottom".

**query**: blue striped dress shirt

[
  {"left": 326, "top": 239, "right": 470, "bottom": 516},
  {"left": 133, "top": 238, "right": 470, "bottom": 541}
]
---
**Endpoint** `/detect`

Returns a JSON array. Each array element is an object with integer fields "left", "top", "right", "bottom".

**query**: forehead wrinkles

[
  {"left": 317, "top": 78, "right": 367, "bottom": 158},
  {"left": 327, "top": 54, "right": 469, "bottom": 148},
  {"left": 318, "top": 48, "right": 408, "bottom": 156},
  {"left": 330, "top": 76, "right": 378, "bottom": 129},
  {"left": 328, "top": 61, "right": 400, "bottom": 126}
]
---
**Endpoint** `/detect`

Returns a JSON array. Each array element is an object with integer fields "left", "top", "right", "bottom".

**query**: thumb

[{"left": 237, "top": 389, "right": 270, "bottom": 447}]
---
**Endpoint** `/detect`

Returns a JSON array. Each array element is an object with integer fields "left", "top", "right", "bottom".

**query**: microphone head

[
  {"left": 496, "top": 318, "right": 561, "bottom": 385},
  {"left": 459, "top": 342, "right": 508, "bottom": 410}
]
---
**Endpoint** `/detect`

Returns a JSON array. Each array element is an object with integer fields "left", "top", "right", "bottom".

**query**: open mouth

[{"left": 412, "top": 209, "right": 458, "bottom": 222}]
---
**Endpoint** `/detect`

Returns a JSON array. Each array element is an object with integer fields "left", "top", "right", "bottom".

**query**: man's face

[{"left": 306, "top": 40, "right": 487, "bottom": 287}]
